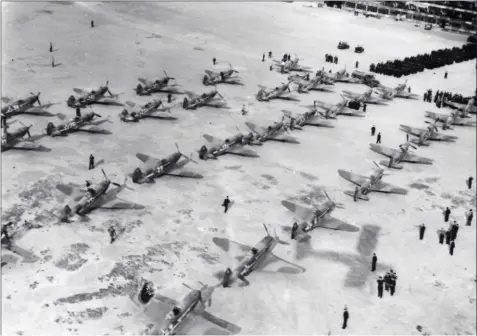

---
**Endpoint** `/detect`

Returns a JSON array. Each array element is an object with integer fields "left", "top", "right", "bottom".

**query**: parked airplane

[
  {"left": 246, "top": 117, "right": 300, "bottom": 144},
  {"left": 256, "top": 81, "right": 299, "bottom": 102},
  {"left": 369, "top": 141, "right": 433, "bottom": 169},
  {"left": 135, "top": 71, "right": 182, "bottom": 96},
  {"left": 182, "top": 90, "right": 227, "bottom": 110},
  {"left": 2, "top": 123, "right": 49, "bottom": 152},
  {"left": 312, "top": 69, "right": 336, "bottom": 85},
  {"left": 131, "top": 144, "right": 203, "bottom": 183},
  {"left": 56, "top": 169, "right": 144, "bottom": 222},
  {"left": 399, "top": 121, "right": 458, "bottom": 146},
  {"left": 120, "top": 99, "right": 177, "bottom": 122},
  {"left": 202, "top": 64, "right": 243, "bottom": 86},
  {"left": 67, "top": 81, "right": 123, "bottom": 108},
  {"left": 375, "top": 80, "right": 419, "bottom": 100},
  {"left": 282, "top": 109, "right": 334, "bottom": 129},
  {"left": 199, "top": 133, "right": 260, "bottom": 160},
  {"left": 282, "top": 190, "right": 359, "bottom": 240},
  {"left": 2, "top": 92, "right": 57, "bottom": 119},
  {"left": 425, "top": 110, "right": 476, "bottom": 128},
  {"left": 288, "top": 74, "right": 334, "bottom": 93},
  {"left": 273, "top": 55, "right": 312, "bottom": 73},
  {"left": 311, "top": 97, "right": 365, "bottom": 118},
  {"left": 46, "top": 111, "right": 111, "bottom": 136},
  {"left": 443, "top": 97, "right": 477, "bottom": 115},
  {"left": 338, "top": 162, "right": 408, "bottom": 201},
  {"left": 329, "top": 68, "right": 361, "bottom": 84},
  {"left": 131, "top": 280, "right": 241, "bottom": 335},
  {"left": 341, "top": 88, "right": 387, "bottom": 105},
  {"left": 212, "top": 224, "right": 305, "bottom": 287}
]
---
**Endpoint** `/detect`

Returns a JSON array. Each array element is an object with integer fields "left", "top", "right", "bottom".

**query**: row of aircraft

[{"left": 3, "top": 53, "right": 476, "bottom": 335}]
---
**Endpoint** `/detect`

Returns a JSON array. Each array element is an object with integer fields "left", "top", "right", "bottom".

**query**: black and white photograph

[{"left": 1, "top": 0, "right": 476, "bottom": 335}]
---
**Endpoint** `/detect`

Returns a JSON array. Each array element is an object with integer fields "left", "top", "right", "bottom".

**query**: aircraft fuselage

[{"left": 159, "top": 290, "right": 201, "bottom": 336}]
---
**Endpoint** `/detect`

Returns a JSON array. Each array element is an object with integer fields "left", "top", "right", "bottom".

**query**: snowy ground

[{"left": 1, "top": 2, "right": 476, "bottom": 335}]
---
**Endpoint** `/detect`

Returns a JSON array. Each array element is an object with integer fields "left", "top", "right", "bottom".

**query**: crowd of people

[
  {"left": 423, "top": 88, "right": 476, "bottom": 109},
  {"left": 369, "top": 43, "right": 476, "bottom": 78}
]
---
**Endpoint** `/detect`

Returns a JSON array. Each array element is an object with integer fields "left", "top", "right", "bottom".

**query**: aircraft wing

[
  {"left": 257, "top": 253, "right": 306, "bottom": 275},
  {"left": 166, "top": 169, "right": 204, "bottom": 179},
  {"left": 306, "top": 116, "right": 334, "bottom": 127},
  {"left": 2, "top": 97, "right": 13, "bottom": 104},
  {"left": 10, "top": 140, "right": 48, "bottom": 151},
  {"left": 429, "top": 133, "right": 458, "bottom": 141},
  {"left": 401, "top": 152, "right": 433, "bottom": 164},
  {"left": 185, "top": 91, "right": 199, "bottom": 100},
  {"left": 319, "top": 216, "right": 360, "bottom": 232},
  {"left": 337, "top": 109, "right": 365, "bottom": 117},
  {"left": 140, "top": 295, "right": 176, "bottom": 327},
  {"left": 178, "top": 311, "right": 241, "bottom": 335},
  {"left": 22, "top": 107, "right": 56, "bottom": 116},
  {"left": 313, "top": 100, "right": 332, "bottom": 110},
  {"left": 425, "top": 111, "right": 449, "bottom": 121},
  {"left": 225, "top": 147, "right": 259, "bottom": 158},
  {"left": 369, "top": 144, "right": 399, "bottom": 158},
  {"left": 399, "top": 125, "right": 425, "bottom": 137},
  {"left": 268, "top": 133, "right": 300, "bottom": 144},
  {"left": 370, "top": 181, "right": 408, "bottom": 195},
  {"left": 281, "top": 200, "right": 315, "bottom": 223},
  {"left": 341, "top": 90, "right": 359, "bottom": 99},
  {"left": 212, "top": 237, "right": 252, "bottom": 264},
  {"left": 138, "top": 78, "right": 153, "bottom": 87},
  {"left": 77, "top": 124, "right": 111, "bottom": 134},
  {"left": 245, "top": 122, "right": 265, "bottom": 135},
  {"left": 338, "top": 169, "right": 369, "bottom": 187},
  {"left": 205, "top": 70, "right": 218, "bottom": 77},
  {"left": 136, "top": 153, "right": 160, "bottom": 170},
  {"left": 203, "top": 134, "right": 223, "bottom": 148},
  {"left": 99, "top": 198, "right": 145, "bottom": 210}
]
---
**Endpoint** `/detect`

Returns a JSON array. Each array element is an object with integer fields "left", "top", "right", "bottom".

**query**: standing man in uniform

[
  {"left": 89, "top": 154, "right": 95, "bottom": 170},
  {"left": 466, "top": 209, "right": 473, "bottom": 226},
  {"left": 449, "top": 240, "right": 455, "bottom": 255},
  {"left": 371, "top": 125, "right": 376, "bottom": 136},
  {"left": 438, "top": 228, "right": 445, "bottom": 244},
  {"left": 419, "top": 223, "right": 426, "bottom": 240},
  {"left": 291, "top": 222, "right": 299, "bottom": 240},
  {"left": 443, "top": 207, "right": 451, "bottom": 222},
  {"left": 377, "top": 276, "right": 384, "bottom": 298},
  {"left": 371, "top": 253, "right": 377, "bottom": 272},
  {"left": 222, "top": 196, "right": 231, "bottom": 213},
  {"left": 342, "top": 306, "right": 349, "bottom": 330},
  {"left": 467, "top": 176, "right": 473, "bottom": 189},
  {"left": 376, "top": 132, "right": 382, "bottom": 144}
]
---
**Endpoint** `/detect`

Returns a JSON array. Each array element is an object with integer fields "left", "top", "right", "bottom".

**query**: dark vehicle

[
  {"left": 355, "top": 45, "right": 364, "bottom": 53},
  {"left": 347, "top": 100, "right": 361, "bottom": 110},
  {"left": 351, "top": 70, "right": 380, "bottom": 88},
  {"left": 424, "top": 23, "right": 432, "bottom": 30},
  {"left": 338, "top": 41, "right": 350, "bottom": 50}
]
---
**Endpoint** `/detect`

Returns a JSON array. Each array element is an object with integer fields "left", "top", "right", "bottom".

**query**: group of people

[
  {"left": 369, "top": 43, "right": 476, "bottom": 78},
  {"left": 423, "top": 88, "right": 472, "bottom": 108},
  {"left": 325, "top": 54, "right": 339, "bottom": 64}
]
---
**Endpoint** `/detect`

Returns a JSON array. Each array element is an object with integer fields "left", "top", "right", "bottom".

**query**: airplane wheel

[
  {"left": 46, "top": 122, "right": 55, "bottom": 135},
  {"left": 67, "top": 95, "right": 75, "bottom": 107},
  {"left": 182, "top": 98, "right": 188, "bottom": 109},
  {"left": 202, "top": 76, "right": 209, "bottom": 86}
]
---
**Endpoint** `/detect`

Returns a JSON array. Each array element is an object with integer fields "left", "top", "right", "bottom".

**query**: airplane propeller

[
  {"left": 163, "top": 70, "right": 175, "bottom": 81},
  {"left": 30, "top": 92, "right": 42, "bottom": 105},
  {"left": 424, "top": 120, "right": 439, "bottom": 132},
  {"left": 175, "top": 143, "right": 198, "bottom": 164},
  {"left": 324, "top": 191, "right": 345, "bottom": 209},
  {"left": 101, "top": 169, "right": 121, "bottom": 187}
]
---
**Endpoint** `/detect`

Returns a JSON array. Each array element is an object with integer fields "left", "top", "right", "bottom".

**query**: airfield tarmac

[{"left": 1, "top": 2, "right": 476, "bottom": 335}]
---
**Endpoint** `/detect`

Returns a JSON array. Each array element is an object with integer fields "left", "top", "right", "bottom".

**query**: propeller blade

[
  {"left": 163, "top": 70, "right": 169, "bottom": 78},
  {"left": 112, "top": 182, "right": 121, "bottom": 187},
  {"left": 324, "top": 191, "right": 330, "bottom": 201},
  {"left": 93, "top": 113, "right": 102, "bottom": 118},
  {"left": 263, "top": 224, "right": 270, "bottom": 236},
  {"left": 175, "top": 142, "right": 181, "bottom": 153},
  {"left": 101, "top": 169, "right": 108, "bottom": 180},
  {"left": 182, "top": 283, "right": 194, "bottom": 291},
  {"left": 373, "top": 161, "right": 379, "bottom": 168}
]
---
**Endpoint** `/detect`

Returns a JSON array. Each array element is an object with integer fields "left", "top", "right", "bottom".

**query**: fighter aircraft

[
  {"left": 443, "top": 97, "right": 477, "bottom": 115},
  {"left": 256, "top": 81, "right": 299, "bottom": 102},
  {"left": 245, "top": 117, "right": 300, "bottom": 144},
  {"left": 399, "top": 121, "right": 458, "bottom": 146},
  {"left": 341, "top": 88, "right": 387, "bottom": 105},
  {"left": 338, "top": 162, "right": 408, "bottom": 201},
  {"left": 135, "top": 71, "right": 182, "bottom": 96},
  {"left": 182, "top": 90, "right": 228, "bottom": 110},
  {"left": 67, "top": 81, "right": 123, "bottom": 108},
  {"left": 272, "top": 55, "right": 312, "bottom": 73},
  {"left": 2, "top": 123, "right": 50, "bottom": 152},
  {"left": 46, "top": 111, "right": 111, "bottom": 136},
  {"left": 212, "top": 224, "right": 306, "bottom": 287},
  {"left": 2, "top": 92, "right": 57, "bottom": 119},
  {"left": 131, "top": 280, "right": 241, "bottom": 335},
  {"left": 120, "top": 99, "right": 177, "bottom": 122},
  {"left": 310, "top": 97, "right": 365, "bottom": 118},
  {"left": 281, "top": 109, "right": 334, "bottom": 129},
  {"left": 202, "top": 64, "right": 243, "bottom": 86},
  {"left": 199, "top": 133, "right": 260, "bottom": 160},
  {"left": 281, "top": 190, "right": 359, "bottom": 241},
  {"left": 374, "top": 80, "right": 420, "bottom": 100},
  {"left": 329, "top": 68, "right": 361, "bottom": 84},
  {"left": 131, "top": 144, "right": 203, "bottom": 183},
  {"left": 56, "top": 169, "right": 144, "bottom": 222},
  {"left": 425, "top": 110, "right": 476, "bottom": 128},
  {"left": 369, "top": 141, "right": 434, "bottom": 169},
  {"left": 288, "top": 74, "right": 334, "bottom": 93}
]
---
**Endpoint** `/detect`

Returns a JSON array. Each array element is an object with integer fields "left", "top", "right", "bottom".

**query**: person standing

[
  {"left": 342, "top": 306, "right": 349, "bottom": 329},
  {"left": 377, "top": 276, "right": 384, "bottom": 298},
  {"left": 371, "top": 253, "right": 377, "bottom": 272},
  {"left": 449, "top": 240, "right": 455, "bottom": 256},
  {"left": 443, "top": 207, "right": 451, "bottom": 222},
  {"left": 466, "top": 209, "right": 473, "bottom": 226},
  {"left": 88, "top": 154, "right": 95, "bottom": 170},
  {"left": 371, "top": 125, "right": 376, "bottom": 136},
  {"left": 467, "top": 176, "right": 473, "bottom": 189},
  {"left": 376, "top": 132, "right": 381, "bottom": 144},
  {"left": 222, "top": 196, "right": 231, "bottom": 213},
  {"left": 419, "top": 223, "right": 426, "bottom": 240},
  {"left": 438, "top": 228, "right": 445, "bottom": 244}
]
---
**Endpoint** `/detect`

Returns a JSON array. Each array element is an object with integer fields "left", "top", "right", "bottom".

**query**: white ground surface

[{"left": 1, "top": 2, "right": 476, "bottom": 335}]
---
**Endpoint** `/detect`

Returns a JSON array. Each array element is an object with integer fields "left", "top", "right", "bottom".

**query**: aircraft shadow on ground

[{"left": 294, "top": 224, "right": 393, "bottom": 288}]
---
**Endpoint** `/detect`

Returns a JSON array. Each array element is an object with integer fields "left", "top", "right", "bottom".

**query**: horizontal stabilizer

[{"left": 343, "top": 190, "right": 370, "bottom": 201}]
